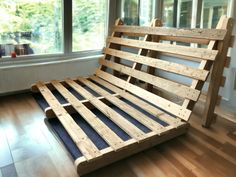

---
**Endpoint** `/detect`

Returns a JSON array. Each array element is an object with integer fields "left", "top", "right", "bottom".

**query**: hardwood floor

[{"left": 0, "top": 93, "right": 235, "bottom": 177}]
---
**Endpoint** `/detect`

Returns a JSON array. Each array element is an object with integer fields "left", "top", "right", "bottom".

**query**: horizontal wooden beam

[
  {"left": 107, "top": 37, "right": 218, "bottom": 61},
  {"left": 99, "top": 58, "right": 200, "bottom": 101},
  {"left": 45, "top": 94, "right": 120, "bottom": 118},
  {"left": 121, "top": 33, "right": 210, "bottom": 45},
  {"left": 103, "top": 48, "right": 209, "bottom": 81},
  {"left": 113, "top": 26, "right": 226, "bottom": 40},
  {"left": 96, "top": 70, "right": 192, "bottom": 121}
]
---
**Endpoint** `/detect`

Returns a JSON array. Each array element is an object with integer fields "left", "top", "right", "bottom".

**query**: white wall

[{"left": 0, "top": 57, "right": 99, "bottom": 94}]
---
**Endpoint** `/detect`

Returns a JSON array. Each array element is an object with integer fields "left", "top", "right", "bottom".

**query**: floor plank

[
  {"left": 0, "top": 126, "right": 13, "bottom": 168},
  {"left": 15, "top": 154, "right": 60, "bottom": 177},
  {"left": 1, "top": 164, "right": 18, "bottom": 177},
  {"left": 0, "top": 93, "right": 235, "bottom": 177}
]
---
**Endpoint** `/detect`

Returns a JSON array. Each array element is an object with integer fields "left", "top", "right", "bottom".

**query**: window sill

[{"left": 0, "top": 50, "right": 103, "bottom": 70}]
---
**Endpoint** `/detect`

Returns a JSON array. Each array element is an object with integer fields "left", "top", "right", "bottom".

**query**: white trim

[
  {"left": 191, "top": 0, "right": 198, "bottom": 28},
  {"left": 0, "top": 0, "right": 110, "bottom": 67},
  {"left": 0, "top": 50, "right": 102, "bottom": 68},
  {"left": 0, "top": 54, "right": 102, "bottom": 70}
]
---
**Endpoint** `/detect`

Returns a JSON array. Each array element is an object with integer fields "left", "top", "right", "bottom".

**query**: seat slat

[
  {"left": 78, "top": 77, "right": 165, "bottom": 134},
  {"left": 95, "top": 70, "right": 192, "bottom": 121},
  {"left": 50, "top": 80, "right": 125, "bottom": 151},
  {"left": 107, "top": 37, "right": 218, "bottom": 61},
  {"left": 113, "top": 26, "right": 226, "bottom": 40},
  {"left": 103, "top": 48, "right": 209, "bottom": 81},
  {"left": 99, "top": 58, "right": 200, "bottom": 101},
  {"left": 35, "top": 81, "right": 101, "bottom": 161},
  {"left": 65, "top": 79, "right": 147, "bottom": 141},
  {"left": 90, "top": 76, "right": 182, "bottom": 126}
]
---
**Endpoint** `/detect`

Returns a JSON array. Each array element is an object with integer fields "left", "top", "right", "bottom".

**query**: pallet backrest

[{"left": 96, "top": 16, "right": 233, "bottom": 122}]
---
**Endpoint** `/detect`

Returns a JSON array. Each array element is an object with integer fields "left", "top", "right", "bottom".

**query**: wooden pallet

[{"left": 31, "top": 16, "right": 232, "bottom": 176}]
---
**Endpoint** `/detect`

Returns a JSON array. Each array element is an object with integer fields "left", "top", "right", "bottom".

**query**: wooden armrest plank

[
  {"left": 95, "top": 70, "right": 191, "bottom": 121},
  {"left": 107, "top": 37, "right": 218, "bottom": 61},
  {"left": 65, "top": 79, "right": 147, "bottom": 141},
  {"left": 50, "top": 80, "right": 125, "bottom": 151},
  {"left": 78, "top": 77, "right": 166, "bottom": 134},
  {"left": 90, "top": 76, "right": 182, "bottom": 126},
  {"left": 99, "top": 58, "right": 200, "bottom": 101},
  {"left": 35, "top": 81, "right": 101, "bottom": 161}
]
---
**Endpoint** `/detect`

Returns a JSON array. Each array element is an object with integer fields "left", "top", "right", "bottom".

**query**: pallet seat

[{"left": 31, "top": 16, "right": 233, "bottom": 176}]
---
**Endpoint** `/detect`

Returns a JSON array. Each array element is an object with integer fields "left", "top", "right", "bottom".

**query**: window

[
  {"left": 0, "top": 0, "right": 62, "bottom": 57},
  {"left": 201, "top": 0, "right": 228, "bottom": 28},
  {"left": 0, "top": 0, "right": 108, "bottom": 59},
  {"left": 162, "top": 0, "right": 175, "bottom": 27},
  {"left": 178, "top": 0, "right": 192, "bottom": 28},
  {"left": 119, "top": 0, "right": 156, "bottom": 26},
  {"left": 73, "top": 0, "right": 107, "bottom": 51}
]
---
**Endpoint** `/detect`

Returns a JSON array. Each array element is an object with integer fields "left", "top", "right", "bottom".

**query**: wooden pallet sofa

[{"left": 31, "top": 16, "right": 233, "bottom": 176}]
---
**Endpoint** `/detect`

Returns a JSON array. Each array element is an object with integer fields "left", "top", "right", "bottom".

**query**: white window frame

[{"left": 0, "top": 0, "right": 112, "bottom": 67}]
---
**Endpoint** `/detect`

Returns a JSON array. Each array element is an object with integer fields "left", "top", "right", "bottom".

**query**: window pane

[
  {"left": 201, "top": 0, "right": 228, "bottom": 28},
  {"left": 178, "top": 0, "right": 192, "bottom": 28},
  {"left": 139, "top": 0, "right": 155, "bottom": 26},
  {"left": 120, "top": 0, "right": 155, "bottom": 26},
  {"left": 73, "top": 0, "right": 107, "bottom": 52},
  {"left": 121, "top": 0, "right": 139, "bottom": 25},
  {"left": 162, "top": 0, "right": 174, "bottom": 27},
  {"left": 0, "top": 0, "right": 62, "bottom": 57}
]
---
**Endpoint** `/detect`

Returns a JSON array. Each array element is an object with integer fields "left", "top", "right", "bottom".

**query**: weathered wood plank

[
  {"left": 35, "top": 81, "right": 101, "bottom": 161},
  {"left": 45, "top": 94, "right": 119, "bottom": 118},
  {"left": 65, "top": 79, "right": 147, "bottom": 141},
  {"left": 95, "top": 70, "right": 192, "bottom": 121},
  {"left": 107, "top": 37, "right": 218, "bottom": 61},
  {"left": 78, "top": 77, "right": 166, "bottom": 134},
  {"left": 50, "top": 80, "right": 125, "bottom": 151},
  {"left": 100, "top": 58, "right": 200, "bottom": 101},
  {"left": 113, "top": 26, "right": 226, "bottom": 40},
  {"left": 103, "top": 48, "right": 209, "bottom": 81},
  {"left": 121, "top": 33, "right": 210, "bottom": 44},
  {"left": 202, "top": 17, "right": 234, "bottom": 127},
  {"left": 90, "top": 76, "right": 182, "bottom": 126}
]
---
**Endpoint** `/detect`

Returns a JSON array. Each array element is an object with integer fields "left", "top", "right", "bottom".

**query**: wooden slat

[
  {"left": 95, "top": 70, "right": 192, "bottom": 121},
  {"left": 35, "top": 81, "right": 101, "bottom": 161},
  {"left": 121, "top": 33, "right": 210, "bottom": 45},
  {"left": 159, "top": 36, "right": 210, "bottom": 45},
  {"left": 45, "top": 94, "right": 119, "bottom": 118},
  {"left": 103, "top": 48, "right": 209, "bottom": 81},
  {"left": 78, "top": 77, "right": 166, "bottom": 134},
  {"left": 50, "top": 80, "right": 125, "bottom": 150},
  {"left": 113, "top": 26, "right": 226, "bottom": 40},
  {"left": 107, "top": 37, "right": 218, "bottom": 61},
  {"left": 100, "top": 58, "right": 200, "bottom": 101},
  {"left": 90, "top": 76, "right": 182, "bottom": 126},
  {"left": 65, "top": 79, "right": 147, "bottom": 141}
]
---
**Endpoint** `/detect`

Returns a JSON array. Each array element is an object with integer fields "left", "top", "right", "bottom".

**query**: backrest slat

[
  {"left": 96, "top": 16, "right": 232, "bottom": 122},
  {"left": 99, "top": 58, "right": 200, "bottom": 101},
  {"left": 107, "top": 37, "right": 218, "bottom": 61},
  {"left": 113, "top": 26, "right": 227, "bottom": 41},
  {"left": 103, "top": 48, "right": 209, "bottom": 81}
]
